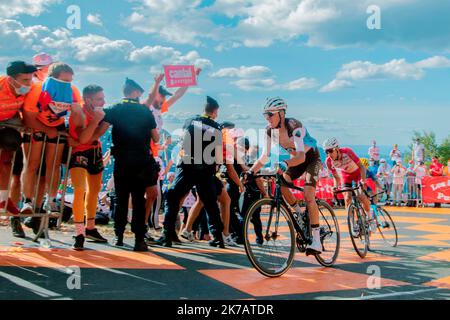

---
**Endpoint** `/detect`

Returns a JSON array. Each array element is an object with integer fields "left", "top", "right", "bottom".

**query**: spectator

[
  {"left": 430, "top": 156, "right": 444, "bottom": 177},
  {"left": 391, "top": 161, "right": 406, "bottom": 206},
  {"left": 0, "top": 61, "right": 37, "bottom": 238},
  {"left": 412, "top": 138, "right": 425, "bottom": 166},
  {"left": 368, "top": 140, "right": 380, "bottom": 166},
  {"left": 389, "top": 144, "right": 402, "bottom": 167},
  {"left": 318, "top": 162, "right": 330, "bottom": 179},
  {"left": 32, "top": 52, "right": 53, "bottom": 82},
  {"left": 444, "top": 159, "right": 450, "bottom": 177},
  {"left": 429, "top": 156, "right": 444, "bottom": 208},
  {"left": 368, "top": 158, "right": 379, "bottom": 177},
  {"left": 405, "top": 160, "right": 417, "bottom": 207},
  {"left": 377, "top": 158, "right": 393, "bottom": 203},
  {"left": 414, "top": 161, "right": 428, "bottom": 206}
]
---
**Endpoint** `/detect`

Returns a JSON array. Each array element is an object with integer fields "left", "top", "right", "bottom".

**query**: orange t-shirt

[
  {"left": 0, "top": 76, "right": 25, "bottom": 121},
  {"left": 23, "top": 82, "right": 82, "bottom": 127},
  {"left": 68, "top": 105, "right": 102, "bottom": 153}
]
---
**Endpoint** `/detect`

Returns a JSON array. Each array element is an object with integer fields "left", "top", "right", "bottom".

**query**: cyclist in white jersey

[{"left": 246, "top": 97, "right": 322, "bottom": 254}]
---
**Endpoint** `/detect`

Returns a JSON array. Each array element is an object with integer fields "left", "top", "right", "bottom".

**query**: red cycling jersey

[{"left": 326, "top": 147, "right": 362, "bottom": 185}]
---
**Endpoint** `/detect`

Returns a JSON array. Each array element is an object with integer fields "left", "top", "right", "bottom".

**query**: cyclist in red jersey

[{"left": 323, "top": 137, "right": 371, "bottom": 214}]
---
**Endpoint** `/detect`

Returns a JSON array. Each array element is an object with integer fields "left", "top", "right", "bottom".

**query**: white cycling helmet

[
  {"left": 263, "top": 97, "right": 287, "bottom": 113},
  {"left": 322, "top": 137, "right": 339, "bottom": 150}
]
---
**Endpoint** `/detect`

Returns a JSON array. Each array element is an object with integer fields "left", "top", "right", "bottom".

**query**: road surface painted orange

[
  {"left": 418, "top": 249, "right": 450, "bottom": 263},
  {"left": 0, "top": 246, "right": 184, "bottom": 270},
  {"left": 424, "top": 276, "right": 450, "bottom": 290},
  {"left": 406, "top": 224, "right": 450, "bottom": 234},
  {"left": 199, "top": 267, "right": 410, "bottom": 297}
]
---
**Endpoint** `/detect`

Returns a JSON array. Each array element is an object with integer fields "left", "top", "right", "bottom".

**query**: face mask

[{"left": 10, "top": 77, "right": 31, "bottom": 96}]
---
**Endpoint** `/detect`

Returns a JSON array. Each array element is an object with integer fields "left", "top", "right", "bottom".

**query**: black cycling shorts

[
  {"left": 285, "top": 148, "right": 321, "bottom": 187},
  {"left": 69, "top": 147, "right": 104, "bottom": 175}
]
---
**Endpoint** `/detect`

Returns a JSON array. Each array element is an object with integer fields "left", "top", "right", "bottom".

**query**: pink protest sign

[{"left": 164, "top": 65, "right": 197, "bottom": 88}]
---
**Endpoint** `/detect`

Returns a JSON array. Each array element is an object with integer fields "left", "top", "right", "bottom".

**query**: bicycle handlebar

[{"left": 241, "top": 171, "right": 304, "bottom": 192}]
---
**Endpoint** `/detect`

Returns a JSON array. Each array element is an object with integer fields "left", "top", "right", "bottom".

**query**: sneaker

[
  {"left": 0, "top": 199, "right": 20, "bottom": 215},
  {"left": 133, "top": 239, "right": 148, "bottom": 252},
  {"left": 306, "top": 228, "right": 322, "bottom": 255},
  {"left": 223, "top": 234, "right": 238, "bottom": 246},
  {"left": 255, "top": 236, "right": 264, "bottom": 245},
  {"left": 208, "top": 234, "right": 225, "bottom": 249},
  {"left": 10, "top": 217, "right": 25, "bottom": 238},
  {"left": 20, "top": 202, "right": 34, "bottom": 215},
  {"left": 156, "top": 230, "right": 172, "bottom": 247},
  {"left": 73, "top": 234, "right": 85, "bottom": 251},
  {"left": 234, "top": 235, "right": 245, "bottom": 245},
  {"left": 114, "top": 235, "right": 124, "bottom": 247},
  {"left": 85, "top": 228, "right": 108, "bottom": 243},
  {"left": 180, "top": 229, "right": 194, "bottom": 242},
  {"left": 144, "top": 233, "right": 157, "bottom": 245},
  {"left": 170, "top": 231, "right": 182, "bottom": 244}
]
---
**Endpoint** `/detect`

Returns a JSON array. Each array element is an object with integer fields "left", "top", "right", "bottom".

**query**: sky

[{"left": 1, "top": 0, "right": 449, "bottom": 146}]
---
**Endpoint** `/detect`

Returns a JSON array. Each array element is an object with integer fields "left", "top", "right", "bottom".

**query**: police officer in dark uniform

[
  {"left": 102, "top": 78, "right": 159, "bottom": 252},
  {"left": 157, "top": 96, "right": 224, "bottom": 248}
]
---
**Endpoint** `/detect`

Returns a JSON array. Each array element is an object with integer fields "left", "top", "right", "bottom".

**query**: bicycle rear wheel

[
  {"left": 243, "top": 198, "right": 296, "bottom": 277},
  {"left": 347, "top": 204, "right": 369, "bottom": 258},
  {"left": 314, "top": 201, "right": 340, "bottom": 267},
  {"left": 377, "top": 207, "right": 398, "bottom": 247}
]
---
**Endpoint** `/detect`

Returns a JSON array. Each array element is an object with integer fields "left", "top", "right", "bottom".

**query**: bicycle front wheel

[
  {"left": 244, "top": 198, "right": 296, "bottom": 277},
  {"left": 314, "top": 201, "right": 340, "bottom": 267},
  {"left": 377, "top": 207, "right": 398, "bottom": 247},
  {"left": 347, "top": 203, "right": 369, "bottom": 258}
]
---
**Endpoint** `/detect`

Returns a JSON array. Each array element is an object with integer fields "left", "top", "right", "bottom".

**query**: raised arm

[{"left": 144, "top": 73, "right": 165, "bottom": 108}]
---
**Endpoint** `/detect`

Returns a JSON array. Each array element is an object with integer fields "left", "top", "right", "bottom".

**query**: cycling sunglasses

[
  {"left": 263, "top": 111, "right": 280, "bottom": 118},
  {"left": 325, "top": 149, "right": 335, "bottom": 154}
]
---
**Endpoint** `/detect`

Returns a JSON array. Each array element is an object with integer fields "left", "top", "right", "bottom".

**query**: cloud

[
  {"left": 70, "top": 34, "right": 134, "bottom": 63},
  {"left": 0, "top": 19, "right": 213, "bottom": 70},
  {"left": 319, "top": 79, "right": 353, "bottom": 92},
  {"left": 210, "top": 66, "right": 271, "bottom": 78},
  {"left": 230, "top": 113, "right": 251, "bottom": 120},
  {"left": 0, "top": 0, "right": 60, "bottom": 18},
  {"left": 125, "top": 0, "right": 450, "bottom": 52},
  {"left": 211, "top": 64, "right": 317, "bottom": 91},
  {"left": 129, "top": 46, "right": 213, "bottom": 69},
  {"left": 321, "top": 56, "right": 450, "bottom": 92},
  {"left": 415, "top": 56, "right": 450, "bottom": 69},
  {"left": 124, "top": 0, "right": 217, "bottom": 46},
  {"left": 163, "top": 111, "right": 195, "bottom": 123},
  {"left": 232, "top": 78, "right": 276, "bottom": 91},
  {"left": 280, "top": 77, "right": 318, "bottom": 90},
  {"left": 336, "top": 59, "right": 424, "bottom": 81},
  {"left": 187, "top": 87, "right": 204, "bottom": 95},
  {"left": 232, "top": 77, "right": 318, "bottom": 92},
  {"left": 87, "top": 14, "right": 103, "bottom": 27},
  {"left": 77, "top": 65, "right": 110, "bottom": 73},
  {"left": 0, "top": 19, "right": 53, "bottom": 51}
]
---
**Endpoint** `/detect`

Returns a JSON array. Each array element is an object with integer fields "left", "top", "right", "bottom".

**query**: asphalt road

[{"left": 0, "top": 206, "right": 449, "bottom": 300}]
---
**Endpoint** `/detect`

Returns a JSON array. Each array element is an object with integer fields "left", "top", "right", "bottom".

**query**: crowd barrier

[
  {"left": 288, "top": 176, "right": 450, "bottom": 205},
  {"left": 0, "top": 123, "right": 72, "bottom": 245}
]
